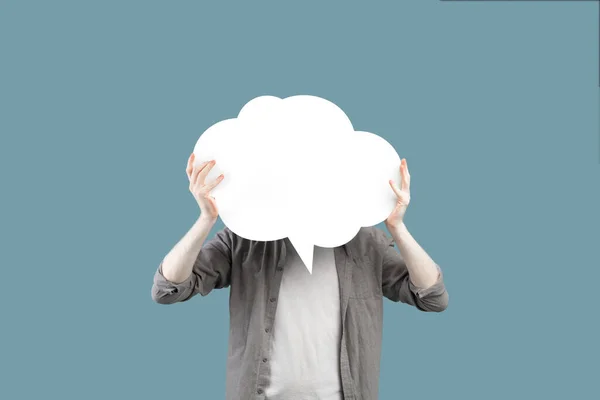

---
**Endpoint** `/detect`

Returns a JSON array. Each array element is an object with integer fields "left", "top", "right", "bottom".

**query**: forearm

[
  {"left": 385, "top": 221, "right": 439, "bottom": 289},
  {"left": 161, "top": 215, "right": 217, "bottom": 283}
]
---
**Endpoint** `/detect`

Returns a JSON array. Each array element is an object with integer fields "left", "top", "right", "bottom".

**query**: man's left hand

[{"left": 386, "top": 158, "right": 411, "bottom": 228}]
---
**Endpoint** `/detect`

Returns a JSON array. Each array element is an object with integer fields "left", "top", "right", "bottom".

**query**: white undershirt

[{"left": 265, "top": 244, "right": 343, "bottom": 400}]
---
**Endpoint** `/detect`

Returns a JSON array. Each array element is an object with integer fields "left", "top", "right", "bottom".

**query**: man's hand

[
  {"left": 186, "top": 153, "right": 224, "bottom": 221},
  {"left": 386, "top": 158, "right": 410, "bottom": 229},
  {"left": 384, "top": 158, "right": 443, "bottom": 294}
]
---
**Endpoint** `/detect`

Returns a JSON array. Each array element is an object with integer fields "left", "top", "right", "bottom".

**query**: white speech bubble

[{"left": 193, "top": 95, "right": 401, "bottom": 272}]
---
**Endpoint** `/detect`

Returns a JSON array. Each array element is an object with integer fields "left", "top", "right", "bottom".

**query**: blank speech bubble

[{"left": 193, "top": 95, "right": 401, "bottom": 273}]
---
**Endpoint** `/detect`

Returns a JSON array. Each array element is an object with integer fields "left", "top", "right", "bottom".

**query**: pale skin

[
  {"left": 162, "top": 154, "right": 440, "bottom": 290},
  {"left": 160, "top": 153, "right": 223, "bottom": 283},
  {"left": 386, "top": 158, "right": 440, "bottom": 289}
]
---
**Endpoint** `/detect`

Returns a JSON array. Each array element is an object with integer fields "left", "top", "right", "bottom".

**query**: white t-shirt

[{"left": 264, "top": 244, "right": 343, "bottom": 400}]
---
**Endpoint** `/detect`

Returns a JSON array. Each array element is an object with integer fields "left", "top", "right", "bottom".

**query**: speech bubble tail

[{"left": 288, "top": 236, "right": 315, "bottom": 274}]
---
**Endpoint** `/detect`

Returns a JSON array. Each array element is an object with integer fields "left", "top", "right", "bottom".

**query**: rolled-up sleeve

[
  {"left": 151, "top": 227, "right": 233, "bottom": 305},
  {"left": 378, "top": 229, "right": 449, "bottom": 312}
]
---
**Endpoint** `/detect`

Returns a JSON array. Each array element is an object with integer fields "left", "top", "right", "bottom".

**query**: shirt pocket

[
  {"left": 238, "top": 250, "right": 262, "bottom": 275},
  {"left": 348, "top": 255, "right": 382, "bottom": 299},
  {"left": 240, "top": 246, "right": 277, "bottom": 277}
]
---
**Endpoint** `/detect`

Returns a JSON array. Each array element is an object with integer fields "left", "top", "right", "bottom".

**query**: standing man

[{"left": 152, "top": 153, "right": 448, "bottom": 400}]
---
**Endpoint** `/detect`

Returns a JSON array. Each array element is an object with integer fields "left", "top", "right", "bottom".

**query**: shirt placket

[
  {"left": 254, "top": 241, "right": 287, "bottom": 399},
  {"left": 336, "top": 245, "right": 356, "bottom": 400}
]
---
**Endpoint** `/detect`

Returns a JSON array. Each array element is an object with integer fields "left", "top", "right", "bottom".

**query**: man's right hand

[{"left": 186, "top": 153, "right": 224, "bottom": 221}]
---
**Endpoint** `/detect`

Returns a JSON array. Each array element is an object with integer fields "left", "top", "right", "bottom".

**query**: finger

[
  {"left": 191, "top": 160, "right": 211, "bottom": 185},
  {"left": 206, "top": 196, "right": 219, "bottom": 211},
  {"left": 197, "top": 160, "right": 216, "bottom": 186},
  {"left": 186, "top": 153, "right": 195, "bottom": 179},
  {"left": 400, "top": 159, "right": 410, "bottom": 192},
  {"left": 389, "top": 180, "right": 409, "bottom": 203},
  {"left": 203, "top": 174, "right": 224, "bottom": 193},
  {"left": 389, "top": 179, "right": 402, "bottom": 199}
]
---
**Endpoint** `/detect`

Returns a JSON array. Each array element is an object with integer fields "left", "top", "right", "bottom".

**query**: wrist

[
  {"left": 198, "top": 214, "right": 217, "bottom": 226},
  {"left": 386, "top": 220, "right": 408, "bottom": 238},
  {"left": 385, "top": 219, "right": 405, "bottom": 231}
]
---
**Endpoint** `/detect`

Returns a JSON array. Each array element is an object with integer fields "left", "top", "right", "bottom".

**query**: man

[{"left": 152, "top": 153, "right": 448, "bottom": 400}]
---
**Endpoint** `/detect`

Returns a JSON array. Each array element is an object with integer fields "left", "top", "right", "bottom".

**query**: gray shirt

[{"left": 151, "top": 226, "right": 449, "bottom": 400}]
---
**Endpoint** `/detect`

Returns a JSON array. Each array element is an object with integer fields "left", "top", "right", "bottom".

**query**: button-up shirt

[{"left": 152, "top": 226, "right": 449, "bottom": 400}]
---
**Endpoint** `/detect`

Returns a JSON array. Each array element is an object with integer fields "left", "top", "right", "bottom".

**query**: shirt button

[
  {"left": 262, "top": 358, "right": 268, "bottom": 363},
  {"left": 276, "top": 267, "right": 283, "bottom": 271},
  {"left": 265, "top": 328, "right": 270, "bottom": 333},
  {"left": 269, "top": 297, "right": 276, "bottom": 302},
  {"left": 257, "top": 388, "right": 263, "bottom": 394}
]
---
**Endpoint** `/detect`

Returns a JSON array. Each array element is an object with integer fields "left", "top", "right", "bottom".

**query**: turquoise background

[{"left": 1, "top": 1, "right": 598, "bottom": 399}]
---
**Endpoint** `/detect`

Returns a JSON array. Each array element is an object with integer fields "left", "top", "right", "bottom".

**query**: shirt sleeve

[
  {"left": 151, "top": 227, "right": 233, "bottom": 304},
  {"left": 378, "top": 228, "right": 449, "bottom": 312}
]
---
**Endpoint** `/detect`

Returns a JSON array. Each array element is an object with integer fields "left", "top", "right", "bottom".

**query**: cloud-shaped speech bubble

[{"left": 193, "top": 95, "right": 401, "bottom": 272}]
